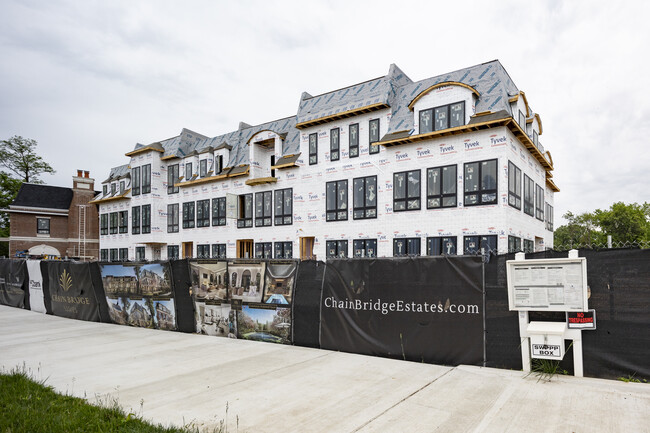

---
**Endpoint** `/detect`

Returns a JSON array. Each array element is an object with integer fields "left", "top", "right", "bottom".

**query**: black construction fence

[{"left": 0, "top": 249, "right": 647, "bottom": 381}]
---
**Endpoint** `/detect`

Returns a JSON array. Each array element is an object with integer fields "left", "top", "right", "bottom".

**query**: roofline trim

[
  {"left": 295, "top": 102, "right": 389, "bottom": 129},
  {"left": 89, "top": 189, "right": 132, "bottom": 204},
  {"left": 247, "top": 130, "right": 283, "bottom": 145},
  {"left": 408, "top": 81, "right": 480, "bottom": 111},
  {"left": 378, "top": 115, "right": 553, "bottom": 172},
  {"left": 125, "top": 145, "right": 164, "bottom": 157}
]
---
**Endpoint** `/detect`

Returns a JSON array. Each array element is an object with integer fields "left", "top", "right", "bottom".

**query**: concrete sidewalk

[{"left": 1, "top": 305, "right": 648, "bottom": 433}]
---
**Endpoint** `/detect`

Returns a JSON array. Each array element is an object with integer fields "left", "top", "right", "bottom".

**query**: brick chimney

[{"left": 73, "top": 169, "right": 94, "bottom": 191}]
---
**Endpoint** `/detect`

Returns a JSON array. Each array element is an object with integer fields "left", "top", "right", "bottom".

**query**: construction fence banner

[
  {"left": 0, "top": 258, "right": 28, "bottom": 308},
  {"left": 44, "top": 261, "right": 109, "bottom": 322},
  {"left": 189, "top": 259, "right": 298, "bottom": 344},
  {"left": 26, "top": 260, "right": 46, "bottom": 314},
  {"left": 320, "top": 256, "right": 485, "bottom": 366},
  {"left": 100, "top": 261, "right": 178, "bottom": 331}
]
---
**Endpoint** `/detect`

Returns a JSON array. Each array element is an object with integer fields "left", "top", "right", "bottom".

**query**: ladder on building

[{"left": 78, "top": 205, "right": 86, "bottom": 261}]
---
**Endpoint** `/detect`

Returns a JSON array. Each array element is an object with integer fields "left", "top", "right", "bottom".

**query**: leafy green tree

[
  {"left": 0, "top": 135, "right": 55, "bottom": 183},
  {"left": 553, "top": 211, "right": 605, "bottom": 247},
  {"left": 554, "top": 202, "right": 650, "bottom": 247},
  {"left": 595, "top": 202, "right": 649, "bottom": 244},
  {"left": 0, "top": 173, "right": 22, "bottom": 256}
]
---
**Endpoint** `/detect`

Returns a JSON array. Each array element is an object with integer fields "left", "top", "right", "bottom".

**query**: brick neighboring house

[{"left": 5, "top": 170, "right": 99, "bottom": 260}]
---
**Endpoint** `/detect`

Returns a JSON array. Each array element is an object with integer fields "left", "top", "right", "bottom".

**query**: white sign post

[{"left": 507, "top": 250, "right": 588, "bottom": 377}]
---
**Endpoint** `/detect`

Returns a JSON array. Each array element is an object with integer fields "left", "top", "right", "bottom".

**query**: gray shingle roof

[
  {"left": 120, "top": 60, "right": 531, "bottom": 172},
  {"left": 12, "top": 183, "right": 73, "bottom": 210}
]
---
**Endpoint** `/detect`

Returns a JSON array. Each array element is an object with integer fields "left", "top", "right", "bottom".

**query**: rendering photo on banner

[
  {"left": 262, "top": 261, "right": 297, "bottom": 305},
  {"left": 237, "top": 305, "right": 291, "bottom": 344},
  {"left": 228, "top": 261, "right": 266, "bottom": 303},
  {"left": 100, "top": 262, "right": 176, "bottom": 330}
]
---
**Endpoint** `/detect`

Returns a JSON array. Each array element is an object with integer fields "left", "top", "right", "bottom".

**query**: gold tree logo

[{"left": 59, "top": 269, "right": 72, "bottom": 292}]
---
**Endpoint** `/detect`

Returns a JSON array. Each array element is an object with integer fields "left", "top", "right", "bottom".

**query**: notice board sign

[
  {"left": 567, "top": 310, "right": 596, "bottom": 330},
  {"left": 506, "top": 257, "right": 588, "bottom": 312}
]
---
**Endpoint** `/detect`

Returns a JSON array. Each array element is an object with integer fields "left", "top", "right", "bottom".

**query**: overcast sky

[{"left": 1, "top": 0, "right": 648, "bottom": 224}]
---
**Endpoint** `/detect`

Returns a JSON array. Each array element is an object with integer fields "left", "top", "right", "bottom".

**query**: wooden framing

[
  {"left": 295, "top": 102, "right": 389, "bottom": 129},
  {"left": 408, "top": 82, "right": 480, "bottom": 111}
]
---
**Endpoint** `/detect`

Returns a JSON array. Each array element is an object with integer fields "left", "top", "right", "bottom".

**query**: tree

[
  {"left": 554, "top": 202, "right": 650, "bottom": 248},
  {"left": 0, "top": 172, "right": 22, "bottom": 256},
  {"left": 0, "top": 135, "right": 55, "bottom": 183}
]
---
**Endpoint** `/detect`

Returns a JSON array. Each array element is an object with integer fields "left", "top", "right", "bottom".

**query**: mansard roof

[{"left": 120, "top": 60, "right": 538, "bottom": 172}]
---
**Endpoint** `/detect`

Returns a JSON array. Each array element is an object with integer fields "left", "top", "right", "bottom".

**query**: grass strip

[{"left": 0, "top": 368, "right": 214, "bottom": 433}]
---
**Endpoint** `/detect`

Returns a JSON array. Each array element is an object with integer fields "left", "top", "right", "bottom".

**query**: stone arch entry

[{"left": 28, "top": 244, "right": 60, "bottom": 257}]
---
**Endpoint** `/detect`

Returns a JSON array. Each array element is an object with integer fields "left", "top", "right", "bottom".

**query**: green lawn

[{"left": 0, "top": 368, "right": 222, "bottom": 433}]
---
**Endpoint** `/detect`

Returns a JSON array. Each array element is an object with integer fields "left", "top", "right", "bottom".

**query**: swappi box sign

[{"left": 506, "top": 257, "right": 588, "bottom": 312}]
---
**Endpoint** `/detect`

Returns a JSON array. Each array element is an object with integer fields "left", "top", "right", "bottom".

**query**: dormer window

[
  {"left": 518, "top": 110, "right": 526, "bottom": 128},
  {"left": 199, "top": 159, "right": 207, "bottom": 178},
  {"left": 369, "top": 119, "right": 380, "bottom": 154},
  {"left": 103, "top": 185, "right": 108, "bottom": 196},
  {"left": 185, "top": 162, "right": 193, "bottom": 181},
  {"left": 111, "top": 183, "right": 116, "bottom": 195},
  {"left": 214, "top": 155, "right": 223, "bottom": 174},
  {"left": 120, "top": 181, "right": 125, "bottom": 194},
  {"left": 419, "top": 101, "right": 465, "bottom": 134}
]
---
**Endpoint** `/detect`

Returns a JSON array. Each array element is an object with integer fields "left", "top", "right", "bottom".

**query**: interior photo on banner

[
  {"left": 237, "top": 304, "right": 291, "bottom": 344},
  {"left": 228, "top": 261, "right": 266, "bottom": 303},
  {"left": 262, "top": 261, "right": 298, "bottom": 305},
  {"left": 190, "top": 259, "right": 236, "bottom": 337},
  {"left": 100, "top": 262, "right": 176, "bottom": 330}
]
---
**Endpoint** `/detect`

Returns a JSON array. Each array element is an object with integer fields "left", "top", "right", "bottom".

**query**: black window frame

[
  {"left": 100, "top": 249, "right": 108, "bottom": 261},
  {"left": 167, "top": 245, "right": 179, "bottom": 260},
  {"left": 274, "top": 241, "right": 293, "bottom": 259},
  {"left": 535, "top": 184, "right": 544, "bottom": 221},
  {"left": 109, "top": 212, "right": 118, "bottom": 234},
  {"left": 196, "top": 199, "right": 210, "bottom": 227},
  {"left": 393, "top": 237, "right": 421, "bottom": 257},
  {"left": 369, "top": 118, "right": 380, "bottom": 154},
  {"left": 523, "top": 174, "right": 534, "bottom": 216},
  {"left": 433, "top": 101, "right": 465, "bottom": 131},
  {"left": 419, "top": 108, "right": 434, "bottom": 134},
  {"left": 120, "top": 181, "right": 125, "bottom": 194},
  {"left": 119, "top": 248, "right": 128, "bottom": 262},
  {"left": 197, "top": 244, "right": 211, "bottom": 259},
  {"left": 464, "top": 235, "right": 497, "bottom": 255},
  {"left": 214, "top": 155, "right": 224, "bottom": 175},
  {"left": 326, "top": 240, "right": 348, "bottom": 258},
  {"left": 309, "top": 133, "right": 318, "bottom": 165},
  {"left": 508, "top": 161, "right": 522, "bottom": 210},
  {"left": 326, "top": 180, "right": 348, "bottom": 222},
  {"left": 199, "top": 159, "right": 208, "bottom": 178},
  {"left": 167, "top": 164, "right": 179, "bottom": 194},
  {"left": 110, "top": 248, "right": 119, "bottom": 262},
  {"left": 464, "top": 159, "right": 498, "bottom": 206},
  {"left": 185, "top": 162, "right": 193, "bottom": 181},
  {"left": 182, "top": 201, "right": 195, "bottom": 229},
  {"left": 255, "top": 191, "right": 272, "bottom": 227},
  {"left": 141, "top": 204, "right": 151, "bottom": 234},
  {"left": 353, "top": 239, "right": 377, "bottom": 258},
  {"left": 545, "top": 203, "right": 554, "bottom": 231},
  {"left": 508, "top": 236, "right": 522, "bottom": 253},
  {"left": 393, "top": 169, "right": 421, "bottom": 212},
  {"left": 212, "top": 197, "right": 226, "bottom": 226},
  {"left": 254, "top": 242, "right": 273, "bottom": 259},
  {"left": 524, "top": 239, "right": 535, "bottom": 254},
  {"left": 100, "top": 214, "right": 108, "bottom": 235},
  {"left": 274, "top": 188, "right": 292, "bottom": 226},
  {"left": 132, "top": 166, "right": 140, "bottom": 196},
  {"left": 36, "top": 217, "right": 50, "bottom": 235},
  {"left": 237, "top": 194, "right": 253, "bottom": 228},
  {"left": 518, "top": 110, "right": 526, "bottom": 128},
  {"left": 141, "top": 164, "right": 151, "bottom": 194},
  {"left": 131, "top": 206, "right": 141, "bottom": 234},
  {"left": 427, "top": 236, "right": 457, "bottom": 255},
  {"left": 427, "top": 164, "right": 457, "bottom": 209},
  {"left": 330, "top": 127, "right": 340, "bottom": 161},
  {"left": 118, "top": 210, "right": 128, "bottom": 234},
  {"left": 135, "top": 246, "right": 145, "bottom": 261},
  {"left": 349, "top": 123, "right": 359, "bottom": 158},
  {"left": 353, "top": 175, "right": 377, "bottom": 219},
  {"left": 167, "top": 203, "right": 179, "bottom": 233},
  {"left": 102, "top": 185, "right": 108, "bottom": 196},
  {"left": 212, "top": 244, "right": 227, "bottom": 259}
]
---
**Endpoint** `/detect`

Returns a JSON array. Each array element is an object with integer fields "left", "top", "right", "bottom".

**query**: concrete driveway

[{"left": 1, "top": 305, "right": 648, "bottom": 432}]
